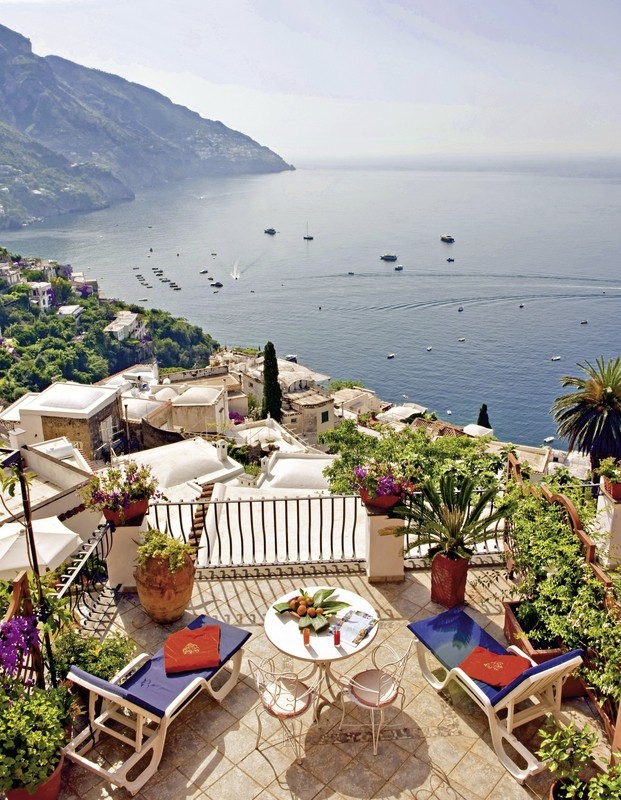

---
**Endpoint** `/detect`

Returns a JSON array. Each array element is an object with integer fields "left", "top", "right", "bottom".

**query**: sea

[{"left": 2, "top": 157, "right": 621, "bottom": 448}]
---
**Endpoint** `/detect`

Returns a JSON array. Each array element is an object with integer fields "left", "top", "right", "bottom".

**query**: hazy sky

[{"left": 1, "top": 0, "right": 620, "bottom": 165}]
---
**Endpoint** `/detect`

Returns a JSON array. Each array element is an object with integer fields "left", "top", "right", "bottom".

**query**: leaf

[
  {"left": 273, "top": 601, "right": 294, "bottom": 613},
  {"left": 312, "top": 588, "right": 335, "bottom": 607},
  {"left": 311, "top": 614, "right": 330, "bottom": 633},
  {"left": 319, "top": 601, "right": 350, "bottom": 615},
  {"left": 298, "top": 614, "right": 313, "bottom": 629}
]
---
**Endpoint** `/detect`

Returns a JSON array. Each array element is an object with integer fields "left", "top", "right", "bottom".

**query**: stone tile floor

[{"left": 60, "top": 564, "right": 607, "bottom": 800}]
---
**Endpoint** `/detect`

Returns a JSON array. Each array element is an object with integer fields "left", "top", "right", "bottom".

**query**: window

[{"left": 321, "top": 410, "right": 329, "bottom": 424}]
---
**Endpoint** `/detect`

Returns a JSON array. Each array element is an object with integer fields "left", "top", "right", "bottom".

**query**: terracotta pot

[
  {"left": 502, "top": 601, "right": 586, "bottom": 698},
  {"left": 134, "top": 553, "right": 196, "bottom": 623},
  {"left": 604, "top": 477, "right": 621, "bottom": 502},
  {"left": 7, "top": 755, "right": 64, "bottom": 800},
  {"left": 359, "top": 489, "right": 400, "bottom": 511},
  {"left": 430, "top": 553, "right": 469, "bottom": 608},
  {"left": 103, "top": 498, "right": 148, "bottom": 526}
]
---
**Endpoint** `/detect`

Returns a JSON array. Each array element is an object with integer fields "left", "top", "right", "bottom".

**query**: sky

[{"left": 1, "top": 0, "right": 621, "bottom": 166}]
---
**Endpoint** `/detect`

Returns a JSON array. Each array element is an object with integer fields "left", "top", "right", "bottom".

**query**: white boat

[
  {"left": 394, "top": 265, "right": 403, "bottom": 271},
  {"left": 551, "top": 356, "right": 561, "bottom": 361},
  {"left": 199, "top": 269, "right": 208, "bottom": 274},
  {"left": 426, "top": 346, "right": 432, "bottom": 351},
  {"left": 458, "top": 337, "right": 466, "bottom": 342},
  {"left": 458, "top": 306, "right": 464, "bottom": 312},
  {"left": 441, "top": 234, "right": 455, "bottom": 243},
  {"left": 387, "top": 353, "right": 395, "bottom": 359},
  {"left": 543, "top": 436, "right": 555, "bottom": 443}
]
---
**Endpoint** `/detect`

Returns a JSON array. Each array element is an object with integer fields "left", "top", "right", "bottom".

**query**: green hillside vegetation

[{"left": 0, "top": 284, "right": 218, "bottom": 403}]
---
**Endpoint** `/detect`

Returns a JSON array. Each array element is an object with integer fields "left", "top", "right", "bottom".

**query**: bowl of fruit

[{"left": 272, "top": 587, "right": 350, "bottom": 635}]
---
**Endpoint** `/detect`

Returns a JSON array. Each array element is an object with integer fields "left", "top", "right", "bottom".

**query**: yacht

[
  {"left": 440, "top": 234, "right": 455, "bottom": 243},
  {"left": 458, "top": 306, "right": 464, "bottom": 312},
  {"left": 199, "top": 269, "right": 209, "bottom": 274},
  {"left": 387, "top": 353, "right": 395, "bottom": 359},
  {"left": 394, "top": 265, "right": 404, "bottom": 271},
  {"left": 551, "top": 356, "right": 561, "bottom": 361},
  {"left": 543, "top": 436, "right": 555, "bottom": 443},
  {"left": 458, "top": 338, "right": 466, "bottom": 342},
  {"left": 264, "top": 228, "right": 276, "bottom": 235},
  {"left": 380, "top": 254, "right": 398, "bottom": 262}
]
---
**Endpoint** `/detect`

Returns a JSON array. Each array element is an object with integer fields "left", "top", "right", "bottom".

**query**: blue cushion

[
  {"left": 408, "top": 609, "right": 583, "bottom": 705},
  {"left": 69, "top": 615, "right": 251, "bottom": 718}
]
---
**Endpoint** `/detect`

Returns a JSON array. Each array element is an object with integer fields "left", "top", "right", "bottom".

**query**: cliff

[{"left": 0, "top": 25, "right": 294, "bottom": 228}]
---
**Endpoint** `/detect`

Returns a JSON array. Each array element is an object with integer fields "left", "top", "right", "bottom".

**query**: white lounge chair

[
  {"left": 64, "top": 615, "right": 251, "bottom": 795},
  {"left": 409, "top": 608, "right": 584, "bottom": 783}
]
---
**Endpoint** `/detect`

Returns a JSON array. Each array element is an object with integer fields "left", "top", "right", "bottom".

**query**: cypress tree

[
  {"left": 261, "top": 341, "right": 282, "bottom": 421},
  {"left": 477, "top": 403, "right": 491, "bottom": 429}
]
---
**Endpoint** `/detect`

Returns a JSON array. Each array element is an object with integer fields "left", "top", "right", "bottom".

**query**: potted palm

[
  {"left": 82, "top": 460, "right": 162, "bottom": 525},
  {"left": 392, "top": 472, "right": 511, "bottom": 607},
  {"left": 134, "top": 527, "right": 195, "bottom": 623},
  {"left": 0, "top": 615, "right": 74, "bottom": 800}
]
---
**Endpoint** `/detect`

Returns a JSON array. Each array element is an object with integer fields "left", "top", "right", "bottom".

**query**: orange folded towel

[
  {"left": 457, "top": 646, "right": 530, "bottom": 687},
  {"left": 164, "top": 625, "right": 221, "bottom": 674}
]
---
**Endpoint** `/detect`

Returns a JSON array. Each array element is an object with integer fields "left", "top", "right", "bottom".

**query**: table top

[{"left": 264, "top": 585, "right": 379, "bottom": 664}]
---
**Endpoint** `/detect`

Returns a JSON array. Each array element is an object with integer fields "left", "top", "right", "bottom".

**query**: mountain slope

[{"left": 0, "top": 24, "right": 293, "bottom": 227}]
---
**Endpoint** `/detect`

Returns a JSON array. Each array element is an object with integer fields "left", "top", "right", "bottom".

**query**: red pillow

[
  {"left": 457, "top": 646, "right": 530, "bottom": 687},
  {"left": 164, "top": 625, "right": 221, "bottom": 674}
]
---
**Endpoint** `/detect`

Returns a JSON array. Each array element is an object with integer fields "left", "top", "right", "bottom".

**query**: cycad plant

[{"left": 395, "top": 472, "right": 511, "bottom": 607}]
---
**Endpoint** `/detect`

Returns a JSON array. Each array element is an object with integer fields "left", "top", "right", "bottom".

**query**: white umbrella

[{"left": 0, "top": 516, "right": 82, "bottom": 580}]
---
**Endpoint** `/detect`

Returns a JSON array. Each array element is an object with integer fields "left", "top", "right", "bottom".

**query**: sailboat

[{"left": 303, "top": 223, "right": 314, "bottom": 241}]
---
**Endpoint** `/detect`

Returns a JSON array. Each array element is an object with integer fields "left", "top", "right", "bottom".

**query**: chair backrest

[
  {"left": 249, "top": 657, "right": 319, "bottom": 719},
  {"left": 490, "top": 649, "right": 584, "bottom": 708},
  {"left": 372, "top": 640, "right": 412, "bottom": 687}
]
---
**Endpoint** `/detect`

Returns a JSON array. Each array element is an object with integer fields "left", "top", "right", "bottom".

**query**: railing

[
  {"left": 150, "top": 495, "right": 365, "bottom": 571},
  {"left": 53, "top": 523, "right": 118, "bottom": 630}
]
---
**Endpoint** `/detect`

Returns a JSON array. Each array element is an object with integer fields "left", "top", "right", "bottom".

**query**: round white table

[{"left": 264, "top": 585, "right": 379, "bottom": 701}]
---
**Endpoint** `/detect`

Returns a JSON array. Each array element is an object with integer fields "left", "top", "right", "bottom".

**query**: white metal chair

[
  {"left": 250, "top": 657, "right": 321, "bottom": 763},
  {"left": 338, "top": 640, "right": 412, "bottom": 755}
]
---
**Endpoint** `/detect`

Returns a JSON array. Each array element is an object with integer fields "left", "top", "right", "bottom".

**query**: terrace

[{"left": 57, "top": 559, "right": 603, "bottom": 800}]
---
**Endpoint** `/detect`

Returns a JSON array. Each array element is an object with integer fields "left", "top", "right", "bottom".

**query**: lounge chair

[
  {"left": 64, "top": 614, "right": 251, "bottom": 795},
  {"left": 408, "top": 608, "right": 583, "bottom": 783}
]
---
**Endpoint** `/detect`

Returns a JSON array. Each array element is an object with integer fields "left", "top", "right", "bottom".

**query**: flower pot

[
  {"left": 103, "top": 498, "right": 148, "bottom": 527},
  {"left": 430, "top": 553, "right": 469, "bottom": 608},
  {"left": 134, "top": 553, "right": 196, "bottom": 624},
  {"left": 604, "top": 477, "right": 621, "bottom": 502},
  {"left": 502, "top": 601, "right": 586, "bottom": 698},
  {"left": 359, "top": 489, "right": 400, "bottom": 512},
  {"left": 7, "top": 755, "right": 64, "bottom": 800}
]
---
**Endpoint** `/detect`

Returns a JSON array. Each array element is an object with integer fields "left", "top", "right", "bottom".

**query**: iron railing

[
  {"left": 53, "top": 523, "right": 118, "bottom": 630},
  {"left": 150, "top": 495, "right": 365, "bottom": 570}
]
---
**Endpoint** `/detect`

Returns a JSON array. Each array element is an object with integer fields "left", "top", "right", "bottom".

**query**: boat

[
  {"left": 447, "top": 258, "right": 455, "bottom": 263},
  {"left": 303, "top": 223, "right": 314, "bottom": 241},
  {"left": 580, "top": 320, "right": 588, "bottom": 324},
  {"left": 284, "top": 354, "right": 298, "bottom": 363},
  {"left": 458, "top": 338, "right": 466, "bottom": 342},
  {"left": 387, "top": 353, "right": 395, "bottom": 359},
  {"left": 426, "top": 346, "right": 432, "bottom": 351},
  {"left": 551, "top": 356, "right": 561, "bottom": 361},
  {"left": 213, "top": 281, "right": 223, "bottom": 288},
  {"left": 519, "top": 304, "right": 524, "bottom": 308},
  {"left": 348, "top": 271, "right": 355, "bottom": 275},
  {"left": 139, "top": 298, "right": 147, "bottom": 301},
  {"left": 543, "top": 436, "right": 555, "bottom": 443},
  {"left": 380, "top": 254, "right": 398, "bottom": 261},
  {"left": 394, "top": 265, "right": 403, "bottom": 271},
  {"left": 458, "top": 306, "right": 464, "bottom": 312},
  {"left": 199, "top": 269, "right": 209, "bottom": 274},
  {"left": 264, "top": 228, "right": 276, "bottom": 235},
  {"left": 440, "top": 234, "right": 455, "bottom": 243}
]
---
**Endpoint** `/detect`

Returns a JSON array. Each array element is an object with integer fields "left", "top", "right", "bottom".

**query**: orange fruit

[
  {"left": 289, "top": 599, "right": 297, "bottom": 610},
  {"left": 307, "top": 608, "right": 317, "bottom": 617},
  {"left": 315, "top": 607, "right": 324, "bottom": 615},
  {"left": 297, "top": 604, "right": 307, "bottom": 616}
]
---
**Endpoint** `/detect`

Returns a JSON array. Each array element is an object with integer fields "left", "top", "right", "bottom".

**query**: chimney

[{"left": 215, "top": 439, "right": 227, "bottom": 463}]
